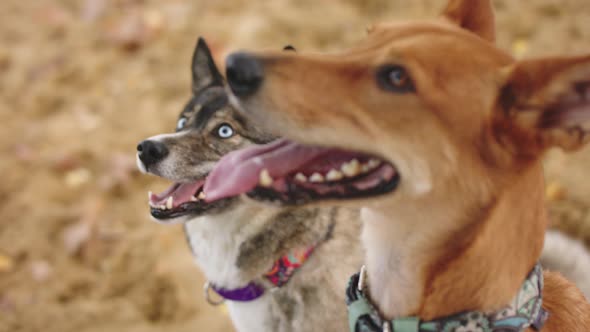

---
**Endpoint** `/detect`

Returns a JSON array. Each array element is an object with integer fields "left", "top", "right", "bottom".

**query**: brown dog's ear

[
  {"left": 441, "top": 0, "right": 495, "bottom": 42},
  {"left": 495, "top": 56, "right": 590, "bottom": 155}
]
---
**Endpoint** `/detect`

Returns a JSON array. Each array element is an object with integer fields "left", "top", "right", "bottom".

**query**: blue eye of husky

[
  {"left": 216, "top": 123, "right": 234, "bottom": 139},
  {"left": 176, "top": 117, "right": 188, "bottom": 130}
]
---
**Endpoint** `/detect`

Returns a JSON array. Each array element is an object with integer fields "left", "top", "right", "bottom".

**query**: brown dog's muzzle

[{"left": 226, "top": 52, "right": 264, "bottom": 98}]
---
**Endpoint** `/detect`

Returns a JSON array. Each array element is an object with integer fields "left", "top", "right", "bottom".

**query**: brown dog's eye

[{"left": 377, "top": 65, "right": 415, "bottom": 93}]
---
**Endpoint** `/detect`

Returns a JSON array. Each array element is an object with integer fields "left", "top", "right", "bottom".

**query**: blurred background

[{"left": 0, "top": 0, "right": 589, "bottom": 331}]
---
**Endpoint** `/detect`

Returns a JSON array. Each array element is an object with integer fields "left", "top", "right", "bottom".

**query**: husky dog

[{"left": 136, "top": 38, "right": 363, "bottom": 332}]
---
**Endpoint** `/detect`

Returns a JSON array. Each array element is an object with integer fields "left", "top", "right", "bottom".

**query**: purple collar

[
  {"left": 210, "top": 282, "right": 266, "bottom": 302},
  {"left": 205, "top": 246, "right": 315, "bottom": 303}
]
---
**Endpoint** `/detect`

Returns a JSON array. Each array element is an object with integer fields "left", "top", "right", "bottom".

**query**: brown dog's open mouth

[
  {"left": 148, "top": 180, "right": 209, "bottom": 219},
  {"left": 203, "top": 139, "right": 400, "bottom": 205}
]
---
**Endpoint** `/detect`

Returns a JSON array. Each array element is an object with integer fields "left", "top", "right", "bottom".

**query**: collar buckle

[{"left": 203, "top": 281, "right": 225, "bottom": 306}]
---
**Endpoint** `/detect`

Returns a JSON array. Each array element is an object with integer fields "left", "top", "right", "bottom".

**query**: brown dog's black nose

[
  {"left": 137, "top": 140, "right": 168, "bottom": 167},
  {"left": 226, "top": 52, "right": 263, "bottom": 97}
]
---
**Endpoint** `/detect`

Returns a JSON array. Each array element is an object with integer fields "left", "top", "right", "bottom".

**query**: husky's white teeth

[
  {"left": 294, "top": 173, "right": 308, "bottom": 182},
  {"left": 166, "top": 196, "right": 174, "bottom": 210},
  {"left": 259, "top": 169, "right": 273, "bottom": 187},
  {"left": 341, "top": 159, "right": 361, "bottom": 177},
  {"left": 148, "top": 200, "right": 166, "bottom": 210},
  {"left": 326, "top": 169, "right": 344, "bottom": 181},
  {"left": 198, "top": 191, "right": 206, "bottom": 199},
  {"left": 309, "top": 173, "right": 325, "bottom": 183}
]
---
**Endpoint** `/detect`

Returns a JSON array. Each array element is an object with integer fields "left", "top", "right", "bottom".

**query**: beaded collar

[{"left": 346, "top": 263, "right": 548, "bottom": 332}]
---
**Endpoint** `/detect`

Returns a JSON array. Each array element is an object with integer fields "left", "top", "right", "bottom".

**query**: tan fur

[
  {"left": 537, "top": 271, "right": 590, "bottom": 331},
  {"left": 228, "top": 0, "right": 590, "bottom": 329},
  {"left": 420, "top": 164, "right": 546, "bottom": 319},
  {"left": 442, "top": 0, "right": 496, "bottom": 42}
]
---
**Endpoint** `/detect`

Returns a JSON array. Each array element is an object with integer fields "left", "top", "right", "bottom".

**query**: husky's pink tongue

[{"left": 204, "top": 139, "right": 331, "bottom": 201}]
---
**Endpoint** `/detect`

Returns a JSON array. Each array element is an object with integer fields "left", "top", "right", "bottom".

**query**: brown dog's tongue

[{"left": 203, "top": 139, "right": 330, "bottom": 201}]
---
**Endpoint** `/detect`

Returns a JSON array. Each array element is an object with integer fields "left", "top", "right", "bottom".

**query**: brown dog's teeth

[
  {"left": 166, "top": 197, "right": 174, "bottom": 209},
  {"left": 361, "top": 159, "right": 382, "bottom": 173},
  {"left": 198, "top": 191, "right": 206, "bottom": 199},
  {"left": 259, "top": 169, "right": 274, "bottom": 187},
  {"left": 326, "top": 169, "right": 344, "bottom": 181},
  {"left": 295, "top": 173, "right": 308, "bottom": 182},
  {"left": 341, "top": 159, "right": 360, "bottom": 177},
  {"left": 368, "top": 159, "right": 381, "bottom": 169},
  {"left": 309, "top": 173, "right": 325, "bottom": 183}
]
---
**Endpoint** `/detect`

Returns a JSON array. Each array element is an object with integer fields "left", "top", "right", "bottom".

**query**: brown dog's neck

[{"left": 361, "top": 162, "right": 548, "bottom": 321}]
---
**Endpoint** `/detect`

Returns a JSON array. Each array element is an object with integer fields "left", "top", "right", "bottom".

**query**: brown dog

[{"left": 203, "top": 0, "right": 590, "bottom": 330}]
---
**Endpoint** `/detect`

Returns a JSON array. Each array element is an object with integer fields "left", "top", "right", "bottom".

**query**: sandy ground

[{"left": 0, "top": 0, "right": 589, "bottom": 331}]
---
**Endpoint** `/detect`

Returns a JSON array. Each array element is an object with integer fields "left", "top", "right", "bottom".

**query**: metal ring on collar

[{"left": 203, "top": 281, "right": 226, "bottom": 306}]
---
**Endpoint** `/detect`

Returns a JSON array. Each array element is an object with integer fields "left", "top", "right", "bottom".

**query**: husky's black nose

[
  {"left": 226, "top": 52, "right": 263, "bottom": 97},
  {"left": 137, "top": 140, "right": 168, "bottom": 167}
]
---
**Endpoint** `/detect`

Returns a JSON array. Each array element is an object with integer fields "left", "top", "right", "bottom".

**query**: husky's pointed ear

[
  {"left": 441, "top": 0, "right": 496, "bottom": 42},
  {"left": 494, "top": 55, "right": 590, "bottom": 155},
  {"left": 191, "top": 37, "right": 224, "bottom": 92}
]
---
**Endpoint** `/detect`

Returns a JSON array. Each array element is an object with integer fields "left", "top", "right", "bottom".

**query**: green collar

[{"left": 345, "top": 263, "right": 548, "bottom": 332}]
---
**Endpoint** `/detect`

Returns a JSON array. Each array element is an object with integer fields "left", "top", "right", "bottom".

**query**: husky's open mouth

[
  {"left": 148, "top": 179, "right": 213, "bottom": 219},
  {"left": 204, "top": 139, "right": 399, "bottom": 205}
]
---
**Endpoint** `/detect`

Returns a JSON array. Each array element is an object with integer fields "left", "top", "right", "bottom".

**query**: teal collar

[{"left": 345, "top": 263, "right": 548, "bottom": 332}]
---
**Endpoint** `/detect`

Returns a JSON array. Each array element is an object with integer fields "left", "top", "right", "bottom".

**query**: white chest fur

[
  {"left": 183, "top": 203, "right": 311, "bottom": 332},
  {"left": 360, "top": 207, "right": 427, "bottom": 318},
  {"left": 184, "top": 203, "right": 273, "bottom": 289},
  {"left": 226, "top": 295, "right": 272, "bottom": 332}
]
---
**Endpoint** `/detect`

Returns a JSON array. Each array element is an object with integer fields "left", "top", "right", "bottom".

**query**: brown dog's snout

[
  {"left": 226, "top": 52, "right": 264, "bottom": 98},
  {"left": 137, "top": 140, "right": 169, "bottom": 168}
]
